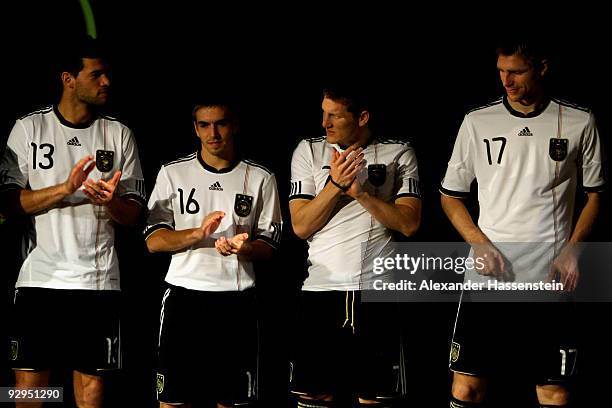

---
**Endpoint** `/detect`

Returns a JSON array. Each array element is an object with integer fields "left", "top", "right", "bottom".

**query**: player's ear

[
  {"left": 61, "top": 72, "right": 76, "bottom": 89},
  {"left": 358, "top": 110, "right": 370, "bottom": 127},
  {"left": 539, "top": 59, "right": 549, "bottom": 77}
]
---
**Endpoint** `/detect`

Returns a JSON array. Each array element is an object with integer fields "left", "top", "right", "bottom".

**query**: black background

[{"left": 1, "top": 1, "right": 610, "bottom": 406}]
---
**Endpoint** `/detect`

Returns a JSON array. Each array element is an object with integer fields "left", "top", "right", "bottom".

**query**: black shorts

[
  {"left": 450, "top": 298, "right": 579, "bottom": 384},
  {"left": 290, "top": 290, "right": 406, "bottom": 399},
  {"left": 9, "top": 287, "right": 121, "bottom": 373},
  {"left": 156, "top": 284, "right": 258, "bottom": 405}
]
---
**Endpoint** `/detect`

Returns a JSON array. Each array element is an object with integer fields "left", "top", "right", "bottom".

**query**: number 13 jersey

[{"left": 0, "top": 106, "right": 146, "bottom": 290}]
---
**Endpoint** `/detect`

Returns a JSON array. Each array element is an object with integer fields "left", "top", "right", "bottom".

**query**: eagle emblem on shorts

[
  {"left": 10, "top": 340, "right": 18, "bottom": 361},
  {"left": 368, "top": 164, "right": 386, "bottom": 187},
  {"left": 450, "top": 341, "right": 460, "bottom": 363},
  {"left": 156, "top": 373, "right": 164, "bottom": 395},
  {"left": 234, "top": 194, "right": 253, "bottom": 217},
  {"left": 549, "top": 138, "right": 568, "bottom": 161}
]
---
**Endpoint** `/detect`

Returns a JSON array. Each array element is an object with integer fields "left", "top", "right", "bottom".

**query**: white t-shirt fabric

[
  {"left": 144, "top": 153, "right": 282, "bottom": 291},
  {"left": 0, "top": 105, "right": 146, "bottom": 290},
  {"left": 290, "top": 136, "right": 421, "bottom": 291},
  {"left": 441, "top": 97, "right": 605, "bottom": 282}
]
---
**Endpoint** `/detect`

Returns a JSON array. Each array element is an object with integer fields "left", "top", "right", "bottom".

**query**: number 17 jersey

[{"left": 441, "top": 97, "right": 605, "bottom": 246}]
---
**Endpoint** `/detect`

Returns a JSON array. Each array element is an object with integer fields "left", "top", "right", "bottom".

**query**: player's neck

[
  {"left": 201, "top": 149, "right": 235, "bottom": 171},
  {"left": 57, "top": 97, "right": 95, "bottom": 126},
  {"left": 339, "top": 128, "right": 372, "bottom": 149},
  {"left": 506, "top": 90, "right": 547, "bottom": 115}
]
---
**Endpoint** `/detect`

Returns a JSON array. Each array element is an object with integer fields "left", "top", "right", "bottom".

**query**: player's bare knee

[
  {"left": 358, "top": 396, "right": 397, "bottom": 407},
  {"left": 159, "top": 403, "right": 191, "bottom": 408},
  {"left": 536, "top": 384, "right": 570, "bottom": 405},
  {"left": 451, "top": 374, "right": 486, "bottom": 402},
  {"left": 73, "top": 371, "right": 104, "bottom": 408},
  {"left": 300, "top": 394, "right": 333, "bottom": 401},
  {"left": 14, "top": 370, "right": 50, "bottom": 388},
  {"left": 297, "top": 394, "right": 335, "bottom": 407}
]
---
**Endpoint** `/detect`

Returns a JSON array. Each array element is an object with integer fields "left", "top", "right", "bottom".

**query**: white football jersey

[
  {"left": 290, "top": 136, "right": 421, "bottom": 291},
  {"left": 441, "top": 97, "right": 605, "bottom": 282},
  {"left": 144, "top": 153, "right": 282, "bottom": 291},
  {"left": 0, "top": 106, "right": 146, "bottom": 290}
]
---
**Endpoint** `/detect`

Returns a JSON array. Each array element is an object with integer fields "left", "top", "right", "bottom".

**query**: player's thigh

[
  {"left": 290, "top": 291, "right": 352, "bottom": 396},
  {"left": 14, "top": 369, "right": 50, "bottom": 387},
  {"left": 356, "top": 300, "right": 406, "bottom": 400},
  {"left": 157, "top": 286, "right": 258, "bottom": 405}
]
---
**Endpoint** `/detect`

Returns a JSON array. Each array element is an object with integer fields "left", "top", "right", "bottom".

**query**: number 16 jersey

[{"left": 144, "top": 152, "right": 282, "bottom": 291}]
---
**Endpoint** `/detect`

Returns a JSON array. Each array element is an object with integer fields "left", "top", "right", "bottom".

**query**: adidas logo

[
  {"left": 67, "top": 136, "right": 82, "bottom": 146},
  {"left": 517, "top": 127, "right": 533, "bottom": 137},
  {"left": 208, "top": 181, "right": 223, "bottom": 191}
]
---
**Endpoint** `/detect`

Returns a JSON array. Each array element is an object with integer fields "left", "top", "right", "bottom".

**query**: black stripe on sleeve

[
  {"left": 143, "top": 223, "right": 174, "bottom": 240},
  {"left": 583, "top": 184, "right": 606, "bottom": 193},
  {"left": 121, "top": 192, "right": 146, "bottom": 206},
  {"left": 271, "top": 222, "right": 282, "bottom": 244},
  {"left": 289, "top": 194, "right": 314, "bottom": 201},
  {"left": 439, "top": 187, "right": 470, "bottom": 199},
  {"left": 135, "top": 179, "right": 146, "bottom": 197},
  {"left": 413, "top": 179, "right": 421, "bottom": 196},
  {"left": 289, "top": 180, "right": 312, "bottom": 201},
  {"left": 290, "top": 181, "right": 304, "bottom": 196},
  {"left": 254, "top": 234, "right": 279, "bottom": 250}
]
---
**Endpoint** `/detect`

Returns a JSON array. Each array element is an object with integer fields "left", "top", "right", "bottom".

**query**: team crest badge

[
  {"left": 96, "top": 149, "right": 114, "bottom": 172},
  {"left": 450, "top": 341, "right": 460, "bottom": 363},
  {"left": 234, "top": 194, "right": 253, "bottom": 217},
  {"left": 549, "top": 138, "right": 568, "bottom": 161},
  {"left": 156, "top": 373, "right": 164, "bottom": 395},
  {"left": 368, "top": 164, "right": 387, "bottom": 187},
  {"left": 10, "top": 340, "right": 18, "bottom": 361}
]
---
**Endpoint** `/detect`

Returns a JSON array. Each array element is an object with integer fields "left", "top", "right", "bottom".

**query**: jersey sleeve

[
  {"left": 289, "top": 140, "right": 316, "bottom": 201},
  {"left": 252, "top": 173, "right": 283, "bottom": 249},
  {"left": 440, "top": 117, "right": 476, "bottom": 198},
  {"left": 580, "top": 112, "right": 606, "bottom": 192},
  {"left": 0, "top": 120, "right": 30, "bottom": 191},
  {"left": 144, "top": 166, "right": 175, "bottom": 240},
  {"left": 394, "top": 142, "right": 422, "bottom": 200},
  {"left": 116, "top": 128, "right": 146, "bottom": 205}
]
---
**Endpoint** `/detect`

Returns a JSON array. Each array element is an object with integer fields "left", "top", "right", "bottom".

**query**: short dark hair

[
  {"left": 496, "top": 39, "right": 549, "bottom": 69},
  {"left": 57, "top": 36, "right": 108, "bottom": 77},
  {"left": 191, "top": 92, "right": 240, "bottom": 122},
  {"left": 322, "top": 82, "right": 373, "bottom": 116}
]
